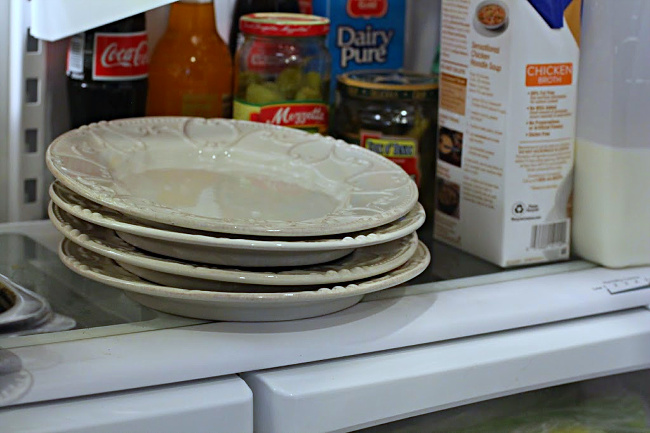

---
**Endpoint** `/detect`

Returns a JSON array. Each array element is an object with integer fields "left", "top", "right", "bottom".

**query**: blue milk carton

[{"left": 309, "top": 0, "right": 406, "bottom": 102}]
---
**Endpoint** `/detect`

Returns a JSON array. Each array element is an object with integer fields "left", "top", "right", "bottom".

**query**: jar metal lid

[
  {"left": 338, "top": 70, "right": 438, "bottom": 100},
  {"left": 240, "top": 13, "right": 330, "bottom": 37}
]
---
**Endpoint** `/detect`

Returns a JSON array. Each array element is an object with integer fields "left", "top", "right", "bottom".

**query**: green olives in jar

[{"left": 233, "top": 13, "right": 331, "bottom": 134}]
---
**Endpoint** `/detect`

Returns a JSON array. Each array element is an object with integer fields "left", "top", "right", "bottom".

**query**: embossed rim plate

[
  {"left": 49, "top": 181, "right": 425, "bottom": 267},
  {"left": 50, "top": 202, "right": 419, "bottom": 286},
  {"left": 46, "top": 117, "right": 419, "bottom": 237},
  {"left": 58, "top": 239, "right": 430, "bottom": 321}
]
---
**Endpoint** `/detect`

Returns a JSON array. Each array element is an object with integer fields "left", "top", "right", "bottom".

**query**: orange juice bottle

[{"left": 147, "top": 0, "right": 233, "bottom": 118}]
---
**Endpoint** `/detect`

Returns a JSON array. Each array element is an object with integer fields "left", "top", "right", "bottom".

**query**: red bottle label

[
  {"left": 92, "top": 31, "right": 149, "bottom": 80},
  {"left": 256, "top": 103, "right": 328, "bottom": 132},
  {"left": 235, "top": 101, "right": 328, "bottom": 133},
  {"left": 346, "top": 0, "right": 388, "bottom": 18}
]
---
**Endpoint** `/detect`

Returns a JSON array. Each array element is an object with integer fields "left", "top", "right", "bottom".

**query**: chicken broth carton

[{"left": 434, "top": 0, "right": 581, "bottom": 267}]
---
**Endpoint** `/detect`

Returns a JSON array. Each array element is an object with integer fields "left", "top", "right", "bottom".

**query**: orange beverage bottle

[{"left": 146, "top": 0, "right": 233, "bottom": 118}]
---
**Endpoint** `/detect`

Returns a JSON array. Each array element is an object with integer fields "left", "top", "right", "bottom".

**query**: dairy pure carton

[
  {"left": 309, "top": 0, "right": 406, "bottom": 102},
  {"left": 434, "top": 0, "right": 581, "bottom": 267}
]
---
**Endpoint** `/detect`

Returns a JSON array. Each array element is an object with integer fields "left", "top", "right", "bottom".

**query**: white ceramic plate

[
  {"left": 114, "top": 262, "right": 333, "bottom": 293},
  {"left": 46, "top": 117, "right": 418, "bottom": 237},
  {"left": 58, "top": 239, "right": 431, "bottom": 321},
  {"left": 50, "top": 203, "right": 419, "bottom": 286},
  {"left": 49, "top": 181, "right": 426, "bottom": 267}
]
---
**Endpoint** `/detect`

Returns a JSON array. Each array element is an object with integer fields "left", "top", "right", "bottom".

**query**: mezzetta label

[{"left": 233, "top": 100, "right": 329, "bottom": 133}]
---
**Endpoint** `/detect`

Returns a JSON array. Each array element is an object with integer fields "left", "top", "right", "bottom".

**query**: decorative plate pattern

[
  {"left": 50, "top": 203, "right": 419, "bottom": 286},
  {"left": 49, "top": 181, "right": 425, "bottom": 267},
  {"left": 58, "top": 239, "right": 431, "bottom": 321},
  {"left": 46, "top": 117, "right": 418, "bottom": 237}
]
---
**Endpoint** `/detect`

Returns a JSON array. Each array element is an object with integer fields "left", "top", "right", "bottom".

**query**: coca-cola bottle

[{"left": 66, "top": 14, "right": 148, "bottom": 128}]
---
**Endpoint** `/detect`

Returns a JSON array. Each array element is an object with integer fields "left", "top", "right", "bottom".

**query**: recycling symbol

[{"left": 513, "top": 203, "right": 525, "bottom": 214}]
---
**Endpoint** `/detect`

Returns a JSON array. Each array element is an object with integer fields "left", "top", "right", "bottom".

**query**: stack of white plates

[{"left": 46, "top": 117, "right": 430, "bottom": 321}]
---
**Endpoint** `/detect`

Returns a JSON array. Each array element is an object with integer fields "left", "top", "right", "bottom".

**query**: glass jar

[
  {"left": 331, "top": 70, "right": 438, "bottom": 227},
  {"left": 233, "top": 13, "right": 331, "bottom": 133}
]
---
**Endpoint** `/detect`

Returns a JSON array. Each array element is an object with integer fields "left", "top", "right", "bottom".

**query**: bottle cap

[{"left": 239, "top": 13, "right": 330, "bottom": 37}]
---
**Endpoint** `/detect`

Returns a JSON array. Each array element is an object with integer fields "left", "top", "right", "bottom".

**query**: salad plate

[
  {"left": 50, "top": 203, "right": 419, "bottom": 286},
  {"left": 58, "top": 239, "right": 431, "bottom": 321},
  {"left": 46, "top": 117, "right": 418, "bottom": 237},
  {"left": 49, "top": 181, "right": 425, "bottom": 267}
]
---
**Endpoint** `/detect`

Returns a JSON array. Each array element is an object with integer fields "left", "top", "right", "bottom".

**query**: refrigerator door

[
  {"left": 0, "top": 375, "right": 253, "bottom": 433},
  {"left": 242, "top": 308, "right": 650, "bottom": 433}
]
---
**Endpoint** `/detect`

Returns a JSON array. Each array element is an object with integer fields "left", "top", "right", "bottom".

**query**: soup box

[{"left": 434, "top": 0, "right": 581, "bottom": 267}]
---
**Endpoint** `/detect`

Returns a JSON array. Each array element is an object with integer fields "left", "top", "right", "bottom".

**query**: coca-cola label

[
  {"left": 92, "top": 31, "right": 149, "bottom": 81},
  {"left": 346, "top": 0, "right": 388, "bottom": 18}
]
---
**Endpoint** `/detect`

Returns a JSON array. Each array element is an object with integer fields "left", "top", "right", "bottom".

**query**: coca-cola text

[{"left": 93, "top": 32, "right": 149, "bottom": 80}]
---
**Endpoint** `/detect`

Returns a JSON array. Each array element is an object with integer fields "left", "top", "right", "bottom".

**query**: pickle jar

[
  {"left": 233, "top": 13, "right": 331, "bottom": 133},
  {"left": 331, "top": 70, "right": 438, "bottom": 220}
]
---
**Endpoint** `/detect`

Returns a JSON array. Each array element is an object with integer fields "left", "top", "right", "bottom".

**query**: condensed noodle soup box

[{"left": 434, "top": 0, "right": 581, "bottom": 267}]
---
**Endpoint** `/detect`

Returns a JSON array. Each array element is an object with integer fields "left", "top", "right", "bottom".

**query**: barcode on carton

[{"left": 530, "top": 220, "right": 568, "bottom": 249}]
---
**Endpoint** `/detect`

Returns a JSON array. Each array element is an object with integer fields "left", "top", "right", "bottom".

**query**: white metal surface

[
  {"left": 242, "top": 309, "right": 650, "bottom": 433},
  {"left": 0, "top": 376, "right": 253, "bottom": 433},
  {"left": 3, "top": 251, "right": 650, "bottom": 407}
]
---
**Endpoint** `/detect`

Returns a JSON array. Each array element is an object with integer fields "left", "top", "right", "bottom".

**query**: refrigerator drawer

[
  {"left": 0, "top": 375, "right": 254, "bottom": 433},
  {"left": 242, "top": 308, "right": 650, "bottom": 433}
]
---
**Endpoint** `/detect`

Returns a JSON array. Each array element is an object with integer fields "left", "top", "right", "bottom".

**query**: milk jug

[{"left": 573, "top": 0, "right": 650, "bottom": 267}]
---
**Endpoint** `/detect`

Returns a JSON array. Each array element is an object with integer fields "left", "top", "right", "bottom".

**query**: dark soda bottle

[
  {"left": 66, "top": 14, "right": 148, "bottom": 128},
  {"left": 228, "top": 0, "right": 301, "bottom": 57}
]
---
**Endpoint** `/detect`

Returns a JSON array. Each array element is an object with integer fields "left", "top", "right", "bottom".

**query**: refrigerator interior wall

[
  {"left": 2, "top": 0, "right": 65, "bottom": 224},
  {"left": 0, "top": 0, "right": 10, "bottom": 222}
]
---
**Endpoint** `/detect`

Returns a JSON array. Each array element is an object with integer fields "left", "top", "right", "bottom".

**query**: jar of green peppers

[{"left": 233, "top": 13, "right": 331, "bottom": 134}]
